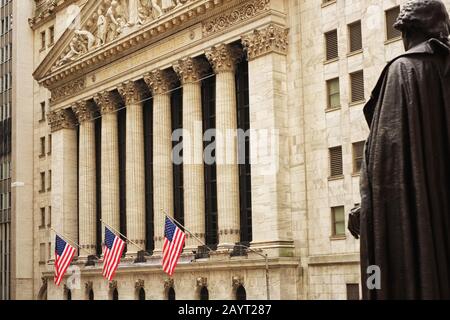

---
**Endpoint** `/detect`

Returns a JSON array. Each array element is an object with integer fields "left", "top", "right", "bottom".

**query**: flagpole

[
  {"left": 100, "top": 219, "right": 146, "bottom": 252},
  {"left": 162, "top": 209, "right": 215, "bottom": 253},
  {"left": 50, "top": 227, "right": 81, "bottom": 249}
]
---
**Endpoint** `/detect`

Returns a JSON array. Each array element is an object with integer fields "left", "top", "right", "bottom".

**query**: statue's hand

[{"left": 348, "top": 206, "right": 361, "bottom": 239}]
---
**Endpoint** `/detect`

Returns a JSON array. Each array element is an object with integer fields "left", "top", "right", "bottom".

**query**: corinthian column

[
  {"left": 206, "top": 44, "right": 243, "bottom": 248},
  {"left": 94, "top": 91, "right": 121, "bottom": 239},
  {"left": 173, "top": 57, "right": 208, "bottom": 250},
  {"left": 73, "top": 101, "right": 97, "bottom": 258},
  {"left": 241, "top": 24, "right": 294, "bottom": 256},
  {"left": 143, "top": 69, "right": 177, "bottom": 254},
  {"left": 117, "top": 81, "right": 147, "bottom": 254},
  {"left": 47, "top": 108, "right": 78, "bottom": 255}
]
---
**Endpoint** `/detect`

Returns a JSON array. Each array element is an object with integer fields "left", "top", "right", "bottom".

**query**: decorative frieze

[
  {"left": 205, "top": 44, "right": 243, "bottom": 74},
  {"left": 93, "top": 91, "right": 121, "bottom": 115},
  {"left": 47, "top": 108, "right": 77, "bottom": 132},
  {"left": 202, "top": 0, "right": 271, "bottom": 36},
  {"left": 50, "top": 78, "right": 86, "bottom": 104},
  {"left": 241, "top": 24, "right": 289, "bottom": 60},
  {"left": 117, "top": 81, "right": 147, "bottom": 105},
  {"left": 143, "top": 69, "right": 178, "bottom": 96},
  {"left": 173, "top": 57, "right": 210, "bottom": 84}
]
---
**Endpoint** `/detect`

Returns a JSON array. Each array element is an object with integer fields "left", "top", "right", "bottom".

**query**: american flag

[
  {"left": 162, "top": 217, "right": 186, "bottom": 276},
  {"left": 102, "top": 227, "right": 125, "bottom": 281},
  {"left": 54, "top": 235, "right": 76, "bottom": 286}
]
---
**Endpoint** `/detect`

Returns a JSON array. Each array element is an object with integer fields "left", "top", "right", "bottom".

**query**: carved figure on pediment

[
  {"left": 96, "top": 8, "right": 107, "bottom": 46},
  {"left": 161, "top": 0, "right": 182, "bottom": 12},
  {"left": 57, "top": 38, "right": 83, "bottom": 66},
  {"left": 138, "top": 0, "right": 162, "bottom": 23},
  {"left": 75, "top": 29, "right": 96, "bottom": 51},
  {"left": 105, "top": 0, "right": 122, "bottom": 42},
  {"left": 128, "top": 0, "right": 140, "bottom": 26}
]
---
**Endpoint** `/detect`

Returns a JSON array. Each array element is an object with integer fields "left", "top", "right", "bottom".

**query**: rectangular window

[
  {"left": 386, "top": 6, "right": 401, "bottom": 40},
  {"left": 40, "top": 137, "right": 46, "bottom": 157},
  {"left": 49, "top": 26, "right": 55, "bottom": 45},
  {"left": 348, "top": 20, "right": 362, "bottom": 53},
  {"left": 40, "top": 172, "right": 46, "bottom": 192},
  {"left": 347, "top": 284, "right": 360, "bottom": 300},
  {"left": 329, "top": 146, "right": 343, "bottom": 178},
  {"left": 350, "top": 70, "right": 365, "bottom": 103},
  {"left": 326, "top": 78, "right": 340, "bottom": 109},
  {"left": 48, "top": 170, "right": 52, "bottom": 191},
  {"left": 40, "top": 208, "right": 45, "bottom": 228},
  {"left": 40, "top": 101, "right": 46, "bottom": 121},
  {"left": 40, "top": 31, "right": 46, "bottom": 50},
  {"left": 332, "top": 206, "right": 346, "bottom": 236},
  {"left": 325, "top": 29, "right": 338, "bottom": 61},
  {"left": 39, "top": 243, "right": 46, "bottom": 263},
  {"left": 48, "top": 206, "right": 52, "bottom": 227},
  {"left": 353, "top": 141, "right": 365, "bottom": 174},
  {"left": 48, "top": 134, "right": 52, "bottom": 155}
]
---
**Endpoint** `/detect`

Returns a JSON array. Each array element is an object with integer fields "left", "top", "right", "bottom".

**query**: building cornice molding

[
  {"left": 34, "top": 0, "right": 234, "bottom": 89},
  {"left": 29, "top": 0, "right": 82, "bottom": 30},
  {"left": 47, "top": 108, "right": 78, "bottom": 132}
]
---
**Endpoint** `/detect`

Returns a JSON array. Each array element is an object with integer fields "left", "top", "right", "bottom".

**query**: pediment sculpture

[{"left": 55, "top": 0, "right": 186, "bottom": 68}]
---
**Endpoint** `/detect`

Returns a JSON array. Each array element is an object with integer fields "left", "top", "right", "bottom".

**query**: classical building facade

[{"left": 14, "top": 0, "right": 447, "bottom": 300}]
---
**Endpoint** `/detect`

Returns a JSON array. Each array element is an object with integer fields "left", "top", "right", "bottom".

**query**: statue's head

[{"left": 394, "top": 0, "right": 450, "bottom": 49}]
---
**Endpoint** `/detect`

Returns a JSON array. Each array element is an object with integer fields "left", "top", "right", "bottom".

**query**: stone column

[
  {"left": 241, "top": 24, "right": 294, "bottom": 257},
  {"left": 73, "top": 101, "right": 97, "bottom": 258},
  {"left": 206, "top": 44, "right": 243, "bottom": 248},
  {"left": 173, "top": 57, "right": 208, "bottom": 250},
  {"left": 118, "top": 81, "right": 147, "bottom": 255},
  {"left": 143, "top": 69, "right": 177, "bottom": 254},
  {"left": 47, "top": 108, "right": 78, "bottom": 255},
  {"left": 93, "top": 91, "right": 121, "bottom": 239}
]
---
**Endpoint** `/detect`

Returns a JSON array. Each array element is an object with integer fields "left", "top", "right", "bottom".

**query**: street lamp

[{"left": 224, "top": 243, "right": 270, "bottom": 301}]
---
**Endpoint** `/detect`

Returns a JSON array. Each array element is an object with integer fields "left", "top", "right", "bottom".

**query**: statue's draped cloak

[{"left": 361, "top": 39, "right": 450, "bottom": 300}]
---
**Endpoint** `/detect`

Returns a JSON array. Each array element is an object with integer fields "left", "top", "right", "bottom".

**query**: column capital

[
  {"left": 47, "top": 108, "right": 77, "bottom": 132},
  {"left": 241, "top": 24, "right": 289, "bottom": 61},
  {"left": 205, "top": 44, "right": 243, "bottom": 74},
  {"left": 117, "top": 81, "right": 147, "bottom": 105},
  {"left": 93, "top": 91, "right": 121, "bottom": 115},
  {"left": 173, "top": 57, "right": 210, "bottom": 85},
  {"left": 143, "top": 69, "right": 178, "bottom": 96},
  {"left": 73, "top": 100, "right": 96, "bottom": 123}
]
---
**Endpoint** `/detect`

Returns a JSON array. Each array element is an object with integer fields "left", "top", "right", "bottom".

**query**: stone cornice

[
  {"left": 35, "top": 0, "right": 232, "bottom": 89},
  {"left": 143, "top": 69, "right": 178, "bottom": 96},
  {"left": 173, "top": 57, "right": 210, "bottom": 84},
  {"left": 205, "top": 44, "right": 243, "bottom": 74},
  {"left": 202, "top": 0, "right": 271, "bottom": 36},
  {"left": 241, "top": 23, "right": 289, "bottom": 60},
  {"left": 47, "top": 108, "right": 77, "bottom": 132}
]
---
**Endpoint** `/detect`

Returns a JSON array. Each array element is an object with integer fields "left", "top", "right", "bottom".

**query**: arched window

[
  {"left": 138, "top": 288, "right": 146, "bottom": 301},
  {"left": 167, "top": 287, "right": 176, "bottom": 301},
  {"left": 112, "top": 288, "right": 119, "bottom": 300},
  {"left": 200, "top": 287, "right": 209, "bottom": 301},
  {"left": 236, "top": 285, "right": 246, "bottom": 301},
  {"left": 89, "top": 289, "right": 94, "bottom": 301}
]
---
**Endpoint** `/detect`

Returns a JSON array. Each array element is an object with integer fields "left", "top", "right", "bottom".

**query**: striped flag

[
  {"left": 54, "top": 235, "right": 76, "bottom": 286},
  {"left": 162, "top": 217, "right": 186, "bottom": 276},
  {"left": 102, "top": 227, "right": 126, "bottom": 281}
]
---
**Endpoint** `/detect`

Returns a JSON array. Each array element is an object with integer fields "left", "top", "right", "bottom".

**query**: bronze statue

[{"left": 353, "top": 0, "right": 450, "bottom": 299}]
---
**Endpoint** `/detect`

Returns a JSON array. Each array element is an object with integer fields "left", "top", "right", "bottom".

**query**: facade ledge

[{"left": 308, "top": 253, "right": 360, "bottom": 266}]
